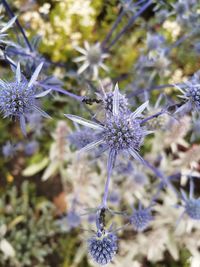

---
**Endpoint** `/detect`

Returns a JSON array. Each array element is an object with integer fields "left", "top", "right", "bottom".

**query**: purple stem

[
  {"left": 37, "top": 82, "right": 83, "bottom": 102},
  {"left": 2, "top": 0, "right": 33, "bottom": 52},
  {"left": 128, "top": 83, "right": 182, "bottom": 97},
  {"left": 165, "top": 31, "right": 196, "bottom": 55},
  {"left": 101, "top": 8, "right": 125, "bottom": 49},
  {"left": 144, "top": 159, "right": 178, "bottom": 196},
  {"left": 108, "top": 0, "right": 152, "bottom": 49},
  {"left": 102, "top": 150, "right": 117, "bottom": 208},
  {"left": 141, "top": 110, "right": 165, "bottom": 124}
]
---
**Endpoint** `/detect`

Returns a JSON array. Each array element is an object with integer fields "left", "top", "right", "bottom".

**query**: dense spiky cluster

[
  {"left": 130, "top": 207, "right": 153, "bottom": 232},
  {"left": 0, "top": 80, "right": 35, "bottom": 118},
  {"left": 185, "top": 199, "right": 200, "bottom": 220},
  {"left": 103, "top": 115, "right": 144, "bottom": 151},
  {"left": 88, "top": 232, "right": 118, "bottom": 265},
  {"left": 186, "top": 86, "right": 200, "bottom": 109}
]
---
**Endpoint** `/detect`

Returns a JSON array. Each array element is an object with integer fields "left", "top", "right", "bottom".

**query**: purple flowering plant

[{"left": 1, "top": 0, "right": 200, "bottom": 265}]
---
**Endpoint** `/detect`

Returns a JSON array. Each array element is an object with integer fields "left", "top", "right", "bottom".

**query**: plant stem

[
  {"left": 102, "top": 150, "right": 116, "bottom": 208},
  {"left": 101, "top": 8, "right": 125, "bottom": 49},
  {"left": 37, "top": 82, "right": 84, "bottom": 102},
  {"left": 108, "top": 0, "right": 152, "bottom": 49},
  {"left": 2, "top": 0, "right": 33, "bottom": 51}
]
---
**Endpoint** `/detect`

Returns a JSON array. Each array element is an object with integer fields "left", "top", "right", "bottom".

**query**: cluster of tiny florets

[
  {"left": 185, "top": 199, "right": 200, "bottom": 220},
  {"left": 130, "top": 208, "right": 153, "bottom": 232},
  {"left": 87, "top": 45, "right": 102, "bottom": 65},
  {"left": 88, "top": 232, "right": 118, "bottom": 265},
  {"left": 186, "top": 86, "right": 200, "bottom": 109},
  {"left": 0, "top": 80, "right": 35, "bottom": 118},
  {"left": 103, "top": 115, "right": 144, "bottom": 151}
]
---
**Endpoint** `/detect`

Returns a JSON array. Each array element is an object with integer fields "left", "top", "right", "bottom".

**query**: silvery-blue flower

[
  {"left": 2, "top": 141, "right": 16, "bottom": 158},
  {"left": 24, "top": 140, "right": 39, "bottom": 156},
  {"left": 130, "top": 203, "right": 153, "bottom": 232},
  {"left": 146, "top": 33, "right": 165, "bottom": 51},
  {"left": 174, "top": 82, "right": 200, "bottom": 114},
  {"left": 0, "top": 62, "right": 51, "bottom": 135},
  {"left": 88, "top": 231, "right": 118, "bottom": 265},
  {"left": 65, "top": 85, "right": 152, "bottom": 177},
  {"left": 178, "top": 180, "right": 200, "bottom": 221}
]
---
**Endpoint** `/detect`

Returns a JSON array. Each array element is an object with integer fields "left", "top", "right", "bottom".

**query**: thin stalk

[
  {"left": 102, "top": 150, "right": 116, "bottom": 208},
  {"left": 2, "top": 0, "right": 33, "bottom": 51},
  {"left": 108, "top": 0, "right": 152, "bottom": 49},
  {"left": 101, "top": 8, "right": 125, "bottom": 49},
  {"left": 37, "top": 82, "right": 83, "bottom": 102},
  {"left": 128, "top": 83, "right": 181, "bottom": 97},
  {"left": 141, "top": 110, "right": 165, "bottom": 124}
]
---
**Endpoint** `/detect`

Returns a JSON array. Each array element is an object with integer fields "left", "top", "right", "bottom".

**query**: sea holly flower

[
  {"left": 74, "top": 41, "right": 109, "bottom": 79},
  {"left": 172, "top": 0, "right": 189, "bottom": 18},
  {"left": 0, "top": 62, "right": 51, "bottom": 135},
  {"left": 2, "top": 141, "right": 16, "bottom": 158},
  {"left": 146, "top": 33, "right": 165, "bottom": 51},
  {"left": 174, "top": 82, "right": 200, "bottom": 114},
  {"left": 65, "top": 85, "right": 151, "bottom": 175},
  {"left": 130, "top": 202, "right": 153, "bottom": 232},
  {"left": 5, "top": 35, "right": 48, "bottom": 74},
  {"left": 88, "top": 230, "right": 118, "bottom": 265},
  {"left": 177, "top": 179, "right": 200, "bottom": 222}
]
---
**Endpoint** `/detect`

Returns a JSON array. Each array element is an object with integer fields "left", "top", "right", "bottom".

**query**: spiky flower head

[
  {"left": 2, "top": 141, "right": 16, "bottom": 158},
  {"left": 103, "top": 113, "right": 143, "bottom": 151},
  {"left": 175, "top": 83, "right": 200, "bottom": 114},
  {"left": 146, "top": 33, "right": 164, "bottom": 51},
  {"left": 74, "top": 41, "right": 109, "bottom": 79},
  {"left": 173, "top": 0, "right": 189, "bottom": 16},
  {"left": 130, "top": 203, "right": 153, "bottom": 232},
  {"left": 88, "top": 231, "right": 118, "bottom": 265},
  {"left": 179, "top": 180, "right": 200, "bottom": 221},
  {"left": 0, "top": 63, "right": 51, "bottom": 135},
  {"left": 65, "top": 85, "right": 151, "bottom": 170},
  {"left": 185, "top": 199, "right": 200, "bottom": 220},
  {"left": 66, "top": 210, "right": 81, "bottom": 229}
]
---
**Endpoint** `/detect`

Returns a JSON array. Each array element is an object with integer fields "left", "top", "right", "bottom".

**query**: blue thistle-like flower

[
  {"left": 65, "top": 85, "right": 152, "bottom": 178},
  {"left": 173, "top": 0, "right": 189, "bottom": 17},
  {"left": 175, "top": 82, "right": 200, "bottom": 114},
  {"left": 66, "top": 210, "right": 81, "bottom": 229},
  {"left": 185, "top": 199, "right": 200, "bottom": 220},
  {"left": 2, "top": 141, "right": 16, "bottom": 158},
  {"left": 130, "top": 203, "right": 153, "bottom": 232},
  {"left": 146, "top": 33, "right": 165, "bottom": 51},
  {"left": 178, "top": 179, "right": 200, "bottom": 221},
  {"left": 88, "top": 231, "right": 118, "bottom": 265},
  {"left": 24, "top": 140, "right": 39, "bottom": 156},
  {"left": 0, "top": 63, "right": 51, "bottom": 135}
]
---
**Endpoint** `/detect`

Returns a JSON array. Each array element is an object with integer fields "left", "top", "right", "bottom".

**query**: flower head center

[
  {"left": 104, "top": 115, "right": 143, "bottom": 151},
  {"left": 87, "top": 46, "right": 102, "bottom": 65}
]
